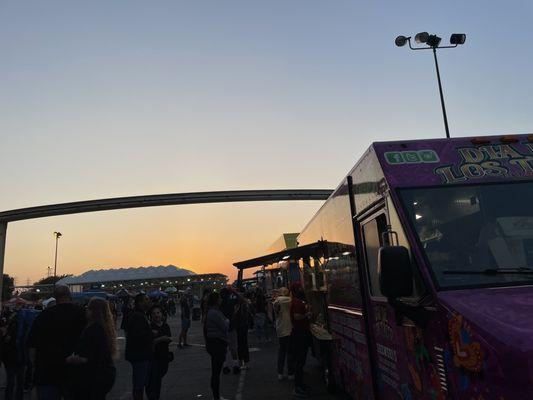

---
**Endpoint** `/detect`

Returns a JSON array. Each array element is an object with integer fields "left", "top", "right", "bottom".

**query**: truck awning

[{"left": 233, "top": 240, "right": 352, "bottom": 270}]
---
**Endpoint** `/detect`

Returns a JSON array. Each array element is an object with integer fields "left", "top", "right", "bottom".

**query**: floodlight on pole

[
  {"left": 395, "top": 35, "right": 409, "bottom": 47},
  {"left": 450, "top": 33, "right": 466, "bottom": 45},
  {"left": 395, "top": 32, "right": 467, "bottom": 139},
  {"left": 415, "top": 32, "right": 429, "bottom": 44}
]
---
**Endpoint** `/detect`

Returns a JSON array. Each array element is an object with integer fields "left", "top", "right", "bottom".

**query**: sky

[{"left": 1, "top": 1, "right": 532, "bottom": 284}]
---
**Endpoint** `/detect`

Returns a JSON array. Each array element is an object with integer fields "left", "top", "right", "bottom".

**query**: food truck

[{"left": 236, "top": 134, "right": 533, "bottom": 399}]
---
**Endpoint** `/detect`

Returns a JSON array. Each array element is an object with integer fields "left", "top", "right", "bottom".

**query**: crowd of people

[
  {"left": 0, "top": 281, "right": 314, "bottom": 400},
  {"left": 0, "top": 285, "right": 190, "bottom": 400},
  {"left": 202, "top": 283, "right": 313, "bottom": 400},
  {"left": 0, "top": 285, "right": 117, "bottom": 400}
]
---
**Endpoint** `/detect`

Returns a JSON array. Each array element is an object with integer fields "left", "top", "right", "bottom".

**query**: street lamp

[
  {"left": 53, "top": 231, "right": 62, "bottom": 289},
  {"left": 395, "top": 32, "right": 466, "bottom": 139}
]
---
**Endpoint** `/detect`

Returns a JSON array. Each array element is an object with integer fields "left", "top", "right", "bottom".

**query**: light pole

[
  {"left": 395, "top": 32, "right": 466, "bottom": 139},
  {"left": 53, "top": 231, "right": 62, "bottom": 289}
]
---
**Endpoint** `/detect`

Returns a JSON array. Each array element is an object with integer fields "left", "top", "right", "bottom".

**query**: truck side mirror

[{"left": 378, "top": 246, "right": 414, "bottom": 298}]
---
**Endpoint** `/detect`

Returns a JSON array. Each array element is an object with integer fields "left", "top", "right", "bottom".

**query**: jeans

[
  {"left": 224, "top": 330, "right": 238, "bottom": 365},
  {"left": 206, "top": 338, "right": 227, "bottom": 399},
  {"left": 146, "top": 360, "right": 169, "bottom": 400},
  {"left": 4, "top": 363, "right": 24, "bottom": 400},
  {"left": 277, "top": 336, "right": 295, "bottom": 375},
  {"left": 130, "top": 361, "right": 151, "bottom": 391},
  {"left": 36, "top": 385, "right": 69, "bottom": 400},
  {"left": 290, "top": 330, "right": 311, "bottom": 388},
  {"left": 236, "top": 328, "right": 249, "bottom": 363}
]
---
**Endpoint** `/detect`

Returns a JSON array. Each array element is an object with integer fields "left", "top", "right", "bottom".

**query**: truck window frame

[
  {"left": 359, "top": 197, "right": 426, "bottom": 301},
  {"left": 361, "top": 209, "right": 389, "bottom": 302}
]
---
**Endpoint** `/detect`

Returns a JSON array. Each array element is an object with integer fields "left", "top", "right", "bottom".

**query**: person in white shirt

[{"left": 273, "top": 287, "right": 294, "bottom": 380}]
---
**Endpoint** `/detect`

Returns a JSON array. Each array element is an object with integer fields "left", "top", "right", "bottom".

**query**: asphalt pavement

[
  {"left": 109, "top": 314, "right": 344, "bottom": 400},
  {"left": 1, "top": 313, "right": 346, "bottom": 400}
]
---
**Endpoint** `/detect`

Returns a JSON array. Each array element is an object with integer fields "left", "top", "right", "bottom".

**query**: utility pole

[{"left": 53, "top": 232, "right": 62, "bottom": 289}]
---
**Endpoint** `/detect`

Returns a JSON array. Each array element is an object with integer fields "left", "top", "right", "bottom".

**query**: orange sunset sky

[{"left": 4, "top": 201, "right": 324, "bottom": 284}]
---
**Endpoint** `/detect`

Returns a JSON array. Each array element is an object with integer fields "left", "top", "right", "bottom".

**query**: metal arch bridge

[{"left": 0, "top": 189, "right": 333, "bottom": 298}]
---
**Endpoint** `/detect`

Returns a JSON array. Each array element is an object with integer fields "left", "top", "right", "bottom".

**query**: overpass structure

[{"left": 0, "top": 189, "right": 333, "bottom": 302}]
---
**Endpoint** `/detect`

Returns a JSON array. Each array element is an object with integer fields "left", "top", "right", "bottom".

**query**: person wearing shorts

[{"left": 125, "top": 294, "right": 154, "bottom": 400}]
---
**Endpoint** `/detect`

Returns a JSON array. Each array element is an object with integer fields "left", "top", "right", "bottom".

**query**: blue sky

[{"left": 1, "top": 1, "right": 532, "bottom": 282}]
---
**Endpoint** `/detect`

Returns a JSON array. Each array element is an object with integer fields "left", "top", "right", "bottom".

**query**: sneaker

[
  {"left": 222, "top": 367, "right": 231, "bottom": 375},
  {"left": 278, "top": 373, "right": 284, "bottom": 381},
  {"left": 292, "top": 389, "right": 309, "bottom": 398},
  {"left": 233, "top": 366, "right": 241, "bottom": 374},
  {"left": 296, "top": 386, "right": 311, "bottom": 395},
  {"left": 240, "top": 364, "right": 249, "bottom": 371}
]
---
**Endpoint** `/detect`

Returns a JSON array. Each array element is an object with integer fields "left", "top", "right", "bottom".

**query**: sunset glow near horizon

[
  {"left": 4, "top": 201, "right": 324, "bottom": 284},
  {"left": 2, "top": 1, "right": 532, "bottom": 284}
]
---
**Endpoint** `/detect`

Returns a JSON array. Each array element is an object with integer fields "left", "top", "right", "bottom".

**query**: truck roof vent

[
  {"left": 500, "top": 135, "right": 519, "bottom": 143},
  {"left": 470, "top": 137, "right": 491, "bottom": 145}
]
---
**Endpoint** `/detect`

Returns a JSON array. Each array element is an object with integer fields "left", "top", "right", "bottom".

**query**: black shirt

[
  {"left": 76, "top": 323, "right": 113, "bottom": 368},
  {"left": 234, "top": 301, "right": 250, "bottom": 331},
  {"left": 151, "top": 321, "right": 171, "bottom": 361},
  {"left": 70, "top": 323, "right": 116, "bottom": 395},
  {"left": 221, "top": 297, "right": 237, "bottom": 331},
  {"left": 180, "top": 298, "right": 191, "bottom": 320},
  {"left": 27, "top": 303, "right": 86, "bottom": 385},
  {"left": 125, "top": 310, "right": 153, "bottom": 362}
]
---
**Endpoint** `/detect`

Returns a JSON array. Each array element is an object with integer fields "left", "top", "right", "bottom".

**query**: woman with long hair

[
  {"left": 204, "top": 292, "right": 229, "bottom": 400},
  {"left": 66, "top": 297, "right": 117, "bottom": 400}
]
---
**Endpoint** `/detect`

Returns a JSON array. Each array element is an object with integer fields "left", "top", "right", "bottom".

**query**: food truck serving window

[{"left": 400, "top": 181, "right": 533, "bottom": 289}]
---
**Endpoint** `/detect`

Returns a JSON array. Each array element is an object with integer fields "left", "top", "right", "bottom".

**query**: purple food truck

[{"left": 292, "top": 134, "right": 533, "bottom": 399}]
